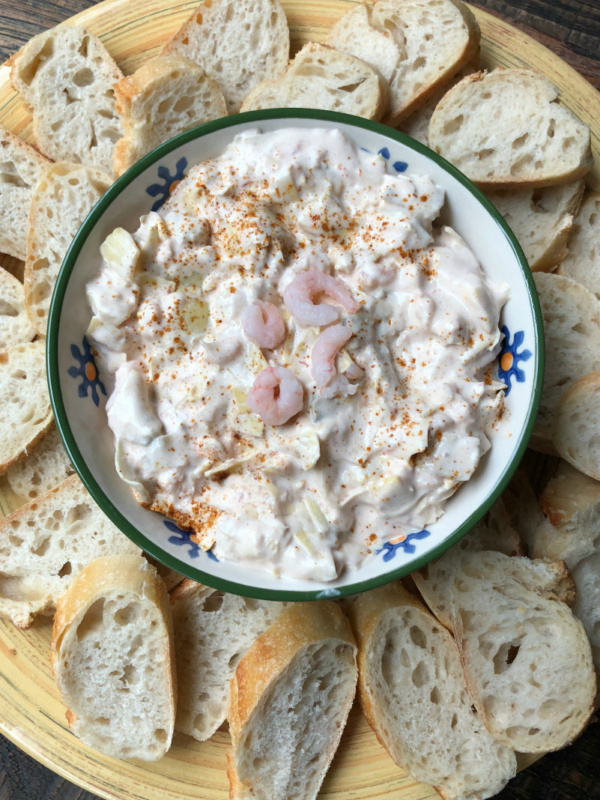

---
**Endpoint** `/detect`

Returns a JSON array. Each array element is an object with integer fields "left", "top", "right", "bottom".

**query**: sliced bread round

[
  {"left": 531, "top": 272, "right": 600, "bottom": 453},
  {"left": 326, "top": 0, "right": 480, "bottom": 125},
  {"left": 11, "top": 25, "right": 123, "bottom": 175},
  {"left": 429, "top": 69, "right": 593, "bottom": 188},
  {"left": 227, "top": 601, "right": 357, "bottom": 800},
  {"left": 171, "top": 580, "right": 286, "bottom": 741},
  {"left": 0, "top": 340, "right": 53, "bottom": 475},
  {"left": 572, "top": 552, "right": 600, "bottom": 679},
  {"left": 240, "top": 42, "right": 388, "bottom": 121},
  {"left": 0, "top": 267, "right": 36, "bottom": 350},
  {"left": 559, "top": 192, "right": 600, "bottom": 297},
  {"left": 113, "top": 55, "right": 227, "bottom": 177},
  {"left": 350, "top": 582, "right": 516, "bottom": 800},
  {"left": 450, "top": 551, "right": 596, "bottom": 753},
  {"left": 25, "top": 161, "right": 112, "bottom": 335},
  {"left": 51, "top": 554, "right": 176, "bottom": 760},
  {"left": 5, "top": 423, "right": 75, "bottom": 501},
  {"left": 485, "top": 181, "right": 584, "bottom": 271},
  {"left": 161, "top": 0, "right": 289, "bottom": 114},
  {"left": 553, "top": 370, "right": 600, "bottom": 480}
]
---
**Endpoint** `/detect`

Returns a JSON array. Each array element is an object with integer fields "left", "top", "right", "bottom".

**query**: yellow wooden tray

[{"left": 0, "top": 2, "right": 598, "bottom": 798}]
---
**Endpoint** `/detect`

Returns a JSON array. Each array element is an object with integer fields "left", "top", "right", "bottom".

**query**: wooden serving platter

[{"left": 0, "top": 2, "right": 598, "bottom": 798}]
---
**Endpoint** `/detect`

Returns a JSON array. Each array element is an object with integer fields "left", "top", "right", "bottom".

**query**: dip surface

[{"left": 87, "top": 128, "right": 508, "bottom": 582}]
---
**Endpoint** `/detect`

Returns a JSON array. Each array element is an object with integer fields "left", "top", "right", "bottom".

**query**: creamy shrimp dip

[{"left": 86, "top": 128, "right": 508, "bottom": 582}]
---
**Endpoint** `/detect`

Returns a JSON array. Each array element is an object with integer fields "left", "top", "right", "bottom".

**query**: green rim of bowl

[{"left": 47, "top": 108, "right": 544, "bottom": 601}]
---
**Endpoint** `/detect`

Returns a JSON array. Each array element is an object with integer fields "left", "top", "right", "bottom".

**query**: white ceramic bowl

[{"left": 47, "top": 110, "right": 543, "bottom": 601}]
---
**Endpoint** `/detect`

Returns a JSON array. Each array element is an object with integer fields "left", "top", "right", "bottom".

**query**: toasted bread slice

[
  {"left": 113, "top": 55, "right": 227, "bottom": 177},
  {"left": 429, "top": 69, "right": 593, "bottom": 188},
  {"left": 227, "top": 601, "right": 357, "bottom": 800},
  {"left": 11, "top": 25, "right": 123, "bottom": 175},
  {"left": 51, "top": 555, "right": 176, "bottom": 760},
  {"left": 350, "top": 583, "right": 516, "bottom": 800},
  {"left": 171, "top": 580, "right": 286, "bottom": 741},
  {"left": 240, "top": 42, "right": 387, "bottom": 121},
  {"left": 25, "top": 161, "right": 112, "bottom": 335},
  {"left": 326, "top": 0, "right": 480, "bottom": 125},
  {"left": 450, "top": 551, "right": 595, "bottom": 752},
  {"left": 0, "top": 474, "right": 140, "bottom": 628},
  {"left": 0, "top": 126, "right": 51, "bottom": 260},
  {"left": 485, "top": 181, "right": 584, "bottom": 271},
  {"left": 413, "top": 496, "right": 522, "bottom": 630},
  {"left": 531, "top": 273, "right": 600, "bottom": 452},
  {"left": 161, "top": 0, "right": 289, "bottom": 113},
  {"left": 0, "top": 266, "right": 36, "bottom": 350},
  {"left": 0, "top": 341, "right": 53, "bottom": 476},
  {"left": 559, "top": 193, "right": 600, "bottom": 296},
  {"left": 553, "top": 371, "right": 600, "bottom": 480},
  {"left": 5, "top": 423, "right": 75, "bottom": 501},
  {"left": 572, "top": 553, "right": 600, "bottom": 680}
]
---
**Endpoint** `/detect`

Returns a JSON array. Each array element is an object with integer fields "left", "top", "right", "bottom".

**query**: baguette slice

[
  {"left": 5, "top": 423, "right": 75, "bottom": 501},
  {"left": 559, "top": 193, "right": 600, "bottom": 296},
  {"left": 413, "top": 497, "right": 522, "bottom": 630},
  {"left": 240, "top": 42, "right": 387, "bottom": 121},
  {"left": 51, "top": 555, "right": 176, "bottom": 760},
  {"left": 350, "top": 583, "right": 516, "bottom": 800},
  {"left": 326, "top": 0, "right": 480, "bottom": 125},
  {"left": 553, "top": 371, "right": 600, "bottom": 480},
  {"left": 450, "top": 551, "right": 596, "bottom": 752},
  {"left": 0, "top": 126, "right": 51, "bottom": 260},
  {"left": 0, "top": 266, "right": 36, "bottom": 350},
  {"left": 0, "top": 473, "right": 140, "bottom": 628},
  {"left": 113, "top": 56, "right": 227, "bottom": 177},
  {"left": 25, "top": 161, "right": 112, "bottom": 334},
  {"left": 429, "top": 69, "right": 593, "bottom": 188},
  {"left": 531, "top": 272, "right": 600, "bottom": 452},
  {"left": 171, "top": 580, "right": 286, "bottom": 741},
  {"left": 572, "top": 552, "right": 600, "bottom": 678},
  {"left": 161, "top": 0, "right": 289, "bottom": 114},
  {"left": 485, "top": 181, "right": 584, "bottom": 271},
  {"left": 533, "top": 460, "right": 600, "bottom": 568},
  {"left": 227, "top": 601, "right": 357, "bottom": 800},
  {"left": 0, "top": 341, "right": 53, "bottom": 475},
  {"left": 11, "top": 25, "right": 123, "bottom": 175}
]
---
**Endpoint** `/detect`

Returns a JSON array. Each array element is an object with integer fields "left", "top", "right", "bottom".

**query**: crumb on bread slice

[{"left": 0, "top": 266, "right": 36, "bottom": 351}]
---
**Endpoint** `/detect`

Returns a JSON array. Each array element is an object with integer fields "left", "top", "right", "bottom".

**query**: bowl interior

[{"left": 47, "top": 110, "right": 543, "bottom": 600}]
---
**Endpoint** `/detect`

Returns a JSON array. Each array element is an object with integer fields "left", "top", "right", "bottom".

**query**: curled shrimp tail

[
  {"left": 247, "top": 366, "right": 304, "bottom": 425},
  {"left": 283, "top": 269, "right": 360, "bottom": 327},
  {"left": 241, "top": 301, "right": 286, "bottom": 348},
  {"left": 311, "top": 325, "right": 352, "bottom": 388}
]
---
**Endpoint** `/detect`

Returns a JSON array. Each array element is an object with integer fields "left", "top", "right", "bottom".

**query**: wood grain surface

[{"left": 0, "top": 1, "right": 599, "bottom": 799}]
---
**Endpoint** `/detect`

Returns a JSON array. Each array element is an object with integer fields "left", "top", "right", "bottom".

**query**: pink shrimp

[
  {"left": 241, "top": 301, "right": 286, "bottom": 349},
  {"left": 247, "top": 366, "right": 304, "bottom": 425},
  {"left": 282, "top": 269, "right": 360, "bottom": 327},
  {"left": 311, "top": 325, "right": 352, "bottom": 390}
]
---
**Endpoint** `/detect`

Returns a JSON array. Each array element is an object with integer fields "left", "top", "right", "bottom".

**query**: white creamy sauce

[{"left": 87, "top": 128, "right": 508, "bottom": 582}]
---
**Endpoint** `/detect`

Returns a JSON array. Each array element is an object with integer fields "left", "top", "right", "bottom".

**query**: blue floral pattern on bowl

[
  {"left": 361, "top": 145, "right": 409, "bottom": 173},
  {"left": 377, "top": 529, "right": 431, "bottom": 562},
  {"left": 498, "top": 325, "right": 532, "bottom": 396},
  {"left": 164, "top": 519, "right": 219, "bottom": 561},
  {"left": 146, "top": 156, "right": 188, "bottom": 211},
  {"left": 67, "top": 337, "right": 106, "bottom": 407}
]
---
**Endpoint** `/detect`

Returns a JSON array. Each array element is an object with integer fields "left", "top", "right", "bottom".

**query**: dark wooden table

[{"left": 0, "top": 1, "right": 599, "bottom": 799}]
